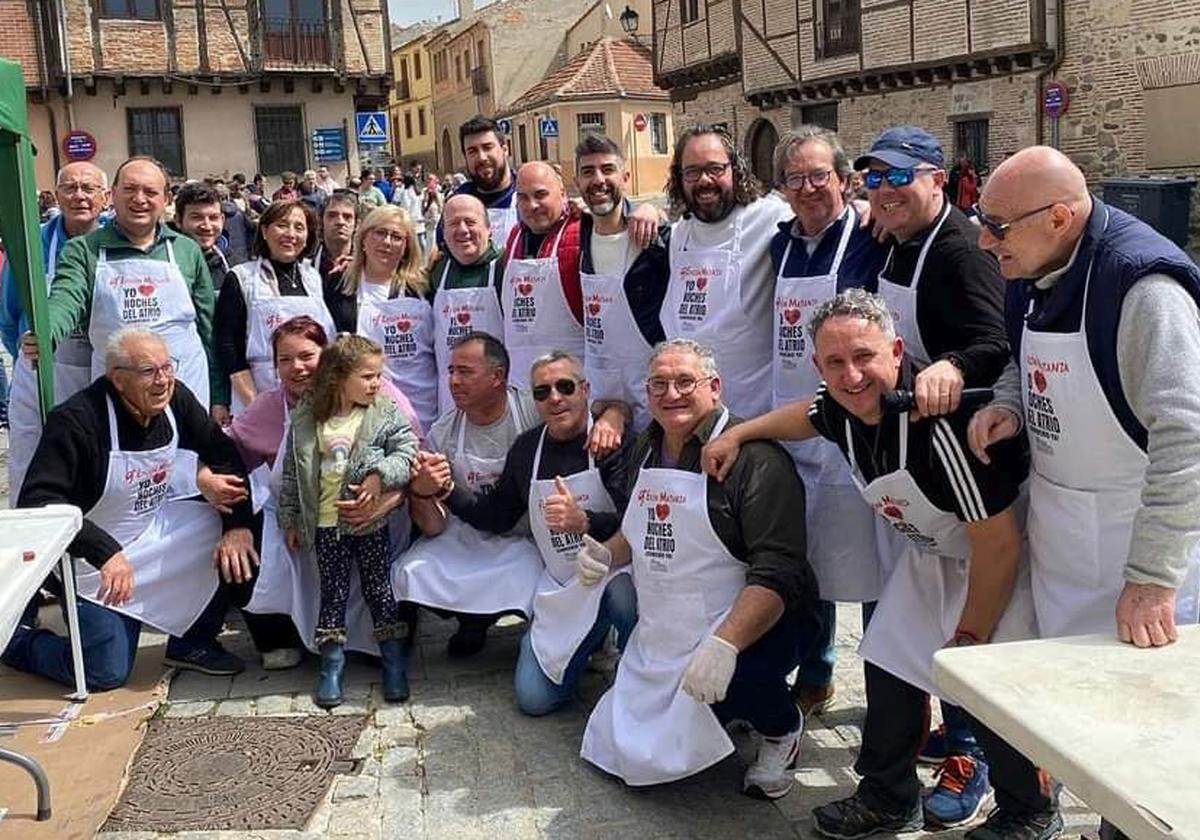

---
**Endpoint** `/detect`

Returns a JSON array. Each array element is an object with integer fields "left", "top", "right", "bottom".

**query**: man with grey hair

[
  {"left": 580, "top": 337, "right": 816, "bottom": 801},
  {"left": 703, "top": 289, "right": 1053, "bottom": 838},
  {"left": 3, "top": 328, "right": 257, "bottom": 690},
  {"left": 414, "top": 348, "right": 634, "bottom": 713}
]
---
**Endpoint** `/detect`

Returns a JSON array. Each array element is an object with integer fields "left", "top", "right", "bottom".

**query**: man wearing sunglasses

[
  {"left": 425, "top": 351, "right": 635, "bottom": 715},
  {"left": 856, "top": 126, "right": 1009, "bottom": 418},
  {"left": 969, "top": 147, "right": 1200, "bottom": 654},
  {"left": 581, "top": 338, "right": 815, "bottom": 801}
]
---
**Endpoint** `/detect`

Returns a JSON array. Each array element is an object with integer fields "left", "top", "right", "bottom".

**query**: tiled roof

[{"left": 503, "top": 36, "right": 670, "bottom": 114}]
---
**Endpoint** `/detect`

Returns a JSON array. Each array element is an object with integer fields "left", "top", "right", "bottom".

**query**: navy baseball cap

[{"left": 853, "top": 126, "right": 945, "bottom": 170}]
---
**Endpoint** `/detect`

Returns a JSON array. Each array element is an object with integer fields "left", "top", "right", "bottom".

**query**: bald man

[
  {"left": 500, "top": 162, "right": 586, "bottom": 389},
  {"left": 427, "top": 194, "right": 506, "bottom": 416},
  {"left": 970, "top": 146, "right": 1200, "bottom": 654}
]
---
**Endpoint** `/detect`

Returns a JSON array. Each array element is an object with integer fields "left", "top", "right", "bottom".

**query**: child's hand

[
  {"left": 285, "top": 528, "right": 302, "bottom": 553},
  {"left": 351, "top": 473, "right": 383, "bottom": 505}
]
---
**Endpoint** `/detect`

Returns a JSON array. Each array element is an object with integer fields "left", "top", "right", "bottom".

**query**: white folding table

[
  {"left": 935, "top": 627, "right": 1200, "bottom": 840},
  {"left": 0, "top": 504, "right": 87, "bottom": 821}
]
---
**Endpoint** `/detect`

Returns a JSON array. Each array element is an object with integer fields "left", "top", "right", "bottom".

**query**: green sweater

[
  {"left": 48, "top": 221, "right": 216, "bottom": 396},
  {"left": 426, "top": 242, "right": 503, "bottom": 299}
]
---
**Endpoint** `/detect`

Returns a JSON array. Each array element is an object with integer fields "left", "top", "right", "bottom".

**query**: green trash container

[{"left": 1102, "top": 176, "right": 1197, "bottom": 248}]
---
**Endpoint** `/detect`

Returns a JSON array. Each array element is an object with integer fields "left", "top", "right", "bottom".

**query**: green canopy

[{"left": 0, "top": 58, "right": 54, "bottom": 418}]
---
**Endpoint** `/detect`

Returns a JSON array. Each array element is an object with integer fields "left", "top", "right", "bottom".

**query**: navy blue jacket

[{"left": 768, "top": 208, "right": 887, "bottom": 294}]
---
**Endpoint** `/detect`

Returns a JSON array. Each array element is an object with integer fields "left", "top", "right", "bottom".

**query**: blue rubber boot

[
  {"left": 315, "top": 641, "right": 345, "bottom": 709},
  {"left": 379, "top": 638, "right": 410, "bottom": 703}
]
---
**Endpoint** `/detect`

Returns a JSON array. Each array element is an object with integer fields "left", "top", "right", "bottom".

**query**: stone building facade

[
  {"left": 392, "top": 26, "right": 437, "bottom": 172},
  {"left": 5, "top": 0, "right": 393, "bottom": 188}
]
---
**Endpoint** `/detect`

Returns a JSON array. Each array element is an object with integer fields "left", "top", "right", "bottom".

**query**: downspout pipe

[
  {"left": 1035, "top": 0, "right": 1066, "bottom": 144},
  {"left": 55, "top": 0, "right": 75, "bottom": 129}
]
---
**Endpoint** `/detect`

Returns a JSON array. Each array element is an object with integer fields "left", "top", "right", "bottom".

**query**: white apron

[
  {"left": 582, "top": 410, "right": 746, "bottom": 786},
  {"left": 243, "top": 402, "right": 386, "bottom": 655},
  {"left": 526, "top": 426, "right": 624, "bottom": 684},
  {"left": 89, "top": 239, "right": 209, "bottom": 499},
  {"left": 772, "top": 212, "right": 886, "bottom": 602},
  {"left": 392, "top": 393, "right": 543, "bottom": 616},
  {"left": 431, "top": 259, "right": 503, "bottom": 416},
  {"left": 356, "top": 284, "right": 438, "bottom": 433},
  {"left": 664, "top": 209, "right": 770, "bottom": 419},
  {"left": 853, "top": 414, "right": 1038, "bottom": 696},
  {"left": 487, "top": 205, "right": 518, "bottom": 259},
  {"left": 236, "top": 258, "right": 335, "bottom": 414},
  {"left": 502, "top": 221, "right": 585, "bottom": 390},
  {"left": 71, "top": 397, "right": 222, "bottom": 636},
  {"left": 1020, "top": 210, "right": 1200, "bottom": 637},
  {"left": 581, "top": 233, "right": 652, "bottom": 432},
  {"left": 8, "top": 227, "right": 95, "bottom": 502},
  {"left": 876, "top": 203, "right": 951, "bottom": 366}
]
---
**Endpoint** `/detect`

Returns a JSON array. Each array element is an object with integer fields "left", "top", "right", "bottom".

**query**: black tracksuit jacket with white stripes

[{"left": 808, "top": 359, "right": 1029, "bottom": 524}]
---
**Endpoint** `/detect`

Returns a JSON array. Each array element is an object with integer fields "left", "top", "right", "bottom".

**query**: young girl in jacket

[{"left": 278, "top": 333, "right": 418, "bottom": 708}]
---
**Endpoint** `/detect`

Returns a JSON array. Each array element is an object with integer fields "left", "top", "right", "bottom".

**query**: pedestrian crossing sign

[{"left": 356, "top": 112, "right": 389, "bottom": 145}]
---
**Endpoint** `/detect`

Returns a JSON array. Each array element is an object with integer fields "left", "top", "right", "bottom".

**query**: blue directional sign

[
  {"left": 538, "top": 116, "right": 559, "bottom": 139},
  {"left": 312, "top": 127, "right": 347, "bottom": 162},
  {"left": 356, "top": 111, "right": 389, "bottom": 145},
  {"left": 496, "top": 117, "right": 513, "bottom": 136}
]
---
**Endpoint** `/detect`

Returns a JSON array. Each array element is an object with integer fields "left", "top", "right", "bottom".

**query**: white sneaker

[
  {"left": 742, "top": 722, "right": 803, "bottom": 800},
  {"left": 261, "top": 647, "right": 304, "bottom": 671}
]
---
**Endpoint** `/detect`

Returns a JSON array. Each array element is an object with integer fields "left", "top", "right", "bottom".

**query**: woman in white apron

[
  {"left": 325, "top": 206, "right": 438, "bottom": 433},
  {"left": 501, "top": 220, "right": 585, "bottom": 390},
  {"left": 431, "top": 257, "right": 502, "bottom": 417},
  {"left": 216, "top": 201, "right": 335, "bottom": 415}
]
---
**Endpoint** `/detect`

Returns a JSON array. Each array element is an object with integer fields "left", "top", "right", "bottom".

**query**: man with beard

[
  {"left": 663, "top": 125, "right": 792, "bottom": 420},
  {"left": 574, "top": 133, "right": 669, "bottom": 433},
  {"left": 311, "top": 191, "right": 358, "bottom": 283}
]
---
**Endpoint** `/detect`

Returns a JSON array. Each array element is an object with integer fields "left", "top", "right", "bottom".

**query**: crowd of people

[{"left": 2, "top": 112, "right": 1199, "bottom": 840}]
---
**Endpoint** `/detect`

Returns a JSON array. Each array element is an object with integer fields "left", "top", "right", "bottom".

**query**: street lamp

[{"left": 619, "top": 5, "right": 639, "bottom": 37}]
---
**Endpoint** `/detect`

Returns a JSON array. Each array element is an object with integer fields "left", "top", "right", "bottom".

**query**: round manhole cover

[{"left": 104, "top": 715, "right": 366, "bottom": 832}]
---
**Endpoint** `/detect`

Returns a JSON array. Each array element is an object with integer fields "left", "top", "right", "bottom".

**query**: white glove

[
  {"left": 576, "top": 534, "right": 611, "bottom": 587},
  {"left": 681, "top": 635, "right": 739, "bottom": 704}
]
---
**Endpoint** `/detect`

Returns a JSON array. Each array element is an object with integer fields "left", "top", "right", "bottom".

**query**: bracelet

[{"left": 950, "top": 628, "right": 984, "bottom": 646}]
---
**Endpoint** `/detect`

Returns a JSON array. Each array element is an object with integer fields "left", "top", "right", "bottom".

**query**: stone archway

[
  {"left": 441, "top": 128, "right": 454, "bottom": 174},
  {"left": 747, "top": 118, "right": 779, "bottom": 189}
]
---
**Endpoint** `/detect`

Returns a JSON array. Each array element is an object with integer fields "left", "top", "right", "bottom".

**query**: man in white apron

[
  {"left": 394, "top": 332, "right": 544, "bottom": 658},
  {"left": 580, "top": 339, "right": 817, "bottom": 801},
  {"left": 429, "top": 195, "right": 505, "bottom": 417},
  {"left": 501, "top": 162, "right": 586, "bottom": 390},
  {"left": 574, "top": 133, "right": 669, "bottom": 435},
  {"left": 3, "top": 161, "right": 107, "bottom": 501},
  {"left": 420, "top": 350, "right": 635, "bottom": 714},
  {"left": 767, "top": 125, "right": 895, "bottom": 717},
  {"left": 434, "top": 117, "right": 521, "bottom": 252},
  {"left": 662, "top": 125, "right": 793, "bottom": 420},
  {"left": 703, "top": 290, "right": 1053, "bottom": 840},
  {"left": 3, "top": 329, "right": 258, "bottom": 691}
]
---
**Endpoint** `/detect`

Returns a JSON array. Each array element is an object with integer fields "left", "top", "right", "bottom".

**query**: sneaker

[
  {"left": 742, "top": 723, "right": 802, "bottom": 800},
  {"left": 793, "top": 682, "right": 836, "bottom": 716},
  {"left": 165, "top": 643, "right": 246, "bottom": 676},
  {"left": 965, "top": 808, "right": 1064, "bottom": 840},
  {"left": 812, "top": 792, "right": 923, "bottom": 839},
  {"left": 261, "top": 647, "right": 304, "bottom": 671},
  {"left": 924, "top": 755, "right": 993, "bottom": 827},
  {"left": 447, "top": 619, "right": 489, "bottom": 658}
]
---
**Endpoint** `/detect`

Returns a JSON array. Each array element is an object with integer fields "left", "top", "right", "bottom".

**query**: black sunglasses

[
  {"left": 532, "top": 378, "right": 581, "bottom": 402},
  {"left": 972, "top": 203, "right": 1058, "bottom": 240}
]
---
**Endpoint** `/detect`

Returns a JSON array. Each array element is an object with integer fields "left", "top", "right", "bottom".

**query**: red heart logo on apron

[
  {"left": 517, "top": 281, "right": 534, "bottom": 296},
  {"left": 152, "top": 468, "right": 168, "bottom": 485},
  {"left": 695, "top": 276, "right": 708, "bottom": 292},
  {"left": 1033, "top": 369, "right": 1047, "bottom": 393},
  {"left": 655, "top": 502, "right": 670, "bottom": 521},
  {"left": 783, "top": 307, "right": 801, "bottom": 326},
  {"left": 882, "top": 504, "right": 904, "bottom": 521},
  {"left": 587, "top": 301, "right": 601, "bottom": 316},
  {"left": 138, "top": 282, "right": 156, "bottom": 297},
  {"left": 456, "top": 310, "right": 471, "bottom": 325},
  {"left": 396, "top": 318, "right": 412, "bottom": 332}
]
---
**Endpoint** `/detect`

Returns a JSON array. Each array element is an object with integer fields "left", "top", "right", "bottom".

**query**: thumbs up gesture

[{"left": 543, "top": 475, "right": 589, "bottom": 535}]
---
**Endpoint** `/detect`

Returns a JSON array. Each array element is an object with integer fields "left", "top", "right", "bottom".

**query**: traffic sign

[
  {"left": 538, "top": 116, "right": 559, "bottom": 139},
  {"left": 1043, "top": 82, "right": 1069, "bottom": 119},
  {"left": 62, "top": 130, "right": 97, "bottom": 161},
  {"left": 496, "top": 117, "right": 513, "bottom": 136},
  {"left": 633, "top": 113, "right": 647, "bottom": 132},
  {"left": 312, "top": 127, "right": 347, "bottom": 162},
  {"left": 355, "top": 111, "right": 389, "bottom": 145}
]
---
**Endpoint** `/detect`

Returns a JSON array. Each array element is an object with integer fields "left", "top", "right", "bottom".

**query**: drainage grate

[{"left": 103, "top": 715, "right": 366, "bottom": 832}]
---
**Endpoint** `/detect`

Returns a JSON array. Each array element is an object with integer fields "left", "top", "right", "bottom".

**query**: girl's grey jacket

[{"left": 277, "top": 394, "right": 418, "bottom": 546}]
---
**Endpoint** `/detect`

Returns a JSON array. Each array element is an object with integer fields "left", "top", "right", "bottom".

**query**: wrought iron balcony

[
  {"left": 471, "top": 65, "right": 489, "bottom": 95},
  {"left": 395, "top": 77, "right": 412, "bottom": 101}
]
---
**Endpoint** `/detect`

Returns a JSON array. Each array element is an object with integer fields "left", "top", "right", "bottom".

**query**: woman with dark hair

[{"left": 213, "top": 200, "right": 336, "bottom": 420}]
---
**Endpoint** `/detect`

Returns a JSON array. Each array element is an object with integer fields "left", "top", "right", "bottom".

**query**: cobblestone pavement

[{"left": 95, "top": 606, "right": 1099, "bottom": 840}]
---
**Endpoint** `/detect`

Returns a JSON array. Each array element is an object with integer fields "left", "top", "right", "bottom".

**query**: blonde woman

[{"left": 325, "top": 206, "right": 438, "bottom": 431}]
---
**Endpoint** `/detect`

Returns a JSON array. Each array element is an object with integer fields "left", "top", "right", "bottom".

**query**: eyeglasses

[
  {"left": 57, "top": 182, "right": 105, "bottom": 197},
  {"left": 864, "top": 167, "right": 936, "bottom": 190},
  {"left": 368, "top": 228, "right": 407, "bottom": 244},
  {"left": 972, "top": 203, "right": 1059, "bottom": 240},
  {"left": 782, "top": 169, "right": 833, "bottom": 191},
  {"left": 532, "top": 378, "right": 581, "bottom": 401},
  {"left": 681, "top": 162, "right": 733, "bottom": 183},
  {"left": 116, "top": 359, "right": 178, "bottom": 381},
  {"left": 646, "top": 375, "right": 714, "bottom": 397}
]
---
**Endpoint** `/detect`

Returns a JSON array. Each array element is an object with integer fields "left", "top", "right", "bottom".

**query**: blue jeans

[
  {"left": 795, "top": 599, "right": 876, "bottom": 689},
  {"left": 513, "top": 573, "right": 637, "bottom": 716}
]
